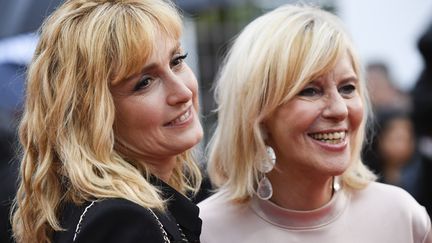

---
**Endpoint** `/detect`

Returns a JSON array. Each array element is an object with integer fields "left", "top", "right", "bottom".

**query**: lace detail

[
  {"left": 148, "top": 208, "right": 171, "bottom": 243},
  {"left": 177, "top": 224, "right": 189, "bottom": 242},
  {"left": 73, "top": 201, "right": 95, "bottom": 242}
]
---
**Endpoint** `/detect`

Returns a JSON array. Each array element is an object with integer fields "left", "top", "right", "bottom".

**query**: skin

[
  {"left": 264, "top": 52, "right": 364, "bottom": 210},
  {"left": 110, "top": 33, "right": 203, "bottom": 182}
]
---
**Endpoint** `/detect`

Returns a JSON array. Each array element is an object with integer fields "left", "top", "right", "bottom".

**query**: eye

[
  {"left": 339, "top": 84, "right": 356, "bottom": 96},
  {"left": 171, "top": 53, "right": 188, "bottom": 68},
  {"left": 298, "top": 87, "right": 321, "bottom": 97},
  {"left": 133, "top": 76, "right": 153, "bottom": 91}
]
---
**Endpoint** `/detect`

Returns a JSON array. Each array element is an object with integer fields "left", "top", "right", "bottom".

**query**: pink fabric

[{"left": 199, "top": 182, "right": 432, "bottom": 243}]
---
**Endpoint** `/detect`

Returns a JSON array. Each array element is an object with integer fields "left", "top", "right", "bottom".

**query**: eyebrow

[
  {"left": 340, "top": 76, "right": 359, "bottom": 83},
  {"left": 305, "top": 75, "right": 358, "bottom": 86}
]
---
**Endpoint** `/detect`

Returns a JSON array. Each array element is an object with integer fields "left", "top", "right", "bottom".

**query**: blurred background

[{"left": 1, "top": 0, "right": 432, "bottom": 242}]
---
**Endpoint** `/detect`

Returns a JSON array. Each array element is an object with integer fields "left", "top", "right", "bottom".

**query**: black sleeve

[{"left": 74, "top": 199, "right": 166, "bottom": 243}]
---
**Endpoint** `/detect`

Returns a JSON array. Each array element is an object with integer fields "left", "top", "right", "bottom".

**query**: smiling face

[
  {"left": 110, "top": 34, "right": 203, "bottom": 167},
  {"left": 264, "top": 52, "right": 363, "bottom": 177}
]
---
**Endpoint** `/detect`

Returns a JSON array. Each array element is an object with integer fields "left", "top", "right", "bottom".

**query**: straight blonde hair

[
  {"left": 12, "top": 1, "right": 202, "bottom": 242},
  {"left": 208, "top": 4, "right": 376, "bottom": 202}
]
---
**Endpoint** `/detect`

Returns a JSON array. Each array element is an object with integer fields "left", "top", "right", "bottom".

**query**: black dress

[{"left": 52, "top": 178, "right": 202, "bottom": 243}]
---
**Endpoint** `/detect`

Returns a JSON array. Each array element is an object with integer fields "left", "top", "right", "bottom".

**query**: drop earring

[{"left": 256, "top": 146, "right": 276, "bottom": 200}]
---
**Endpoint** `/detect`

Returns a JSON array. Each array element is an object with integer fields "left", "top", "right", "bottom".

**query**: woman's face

[
  {"left": 264, "top": 53, "right": 363, "bottom": 177},
  {"left": 111, "top": 35, "right": 203, "bottom": 165}
]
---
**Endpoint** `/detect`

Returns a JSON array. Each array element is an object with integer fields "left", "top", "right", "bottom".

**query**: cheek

[
  {"left": 348, "top": 98, "right": 364, "bottom": 130},
  {"left": 182, "top": 66, "right": 200, "bottom": 107},
  {"left": 182, "top": 66, "right": 198, "bottom": 92},
  {"left": 265, "top": 102, "right": 314, "bottom": 145},
  {"left": 114, "top": 97, "right": 162, "bottom": 135}
]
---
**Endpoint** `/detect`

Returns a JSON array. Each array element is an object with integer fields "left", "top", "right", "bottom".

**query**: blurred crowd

[
  {"left": 0, "top": 3, "right": 432, "bottom": 243},
  {"left": 362, "top": 23, "right": 432, "bottom": 218}
]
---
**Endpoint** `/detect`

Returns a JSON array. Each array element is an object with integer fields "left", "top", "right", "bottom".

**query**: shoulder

[
  {"left": 199, "top": 190, "right": 232, "bottom": 221},
  {"left": 198, "top": 189, "right": 226, "bottom": 206},
  {"left": 198, "top": 189, "right": 250, "bottom": 224},
  {"left": 73, "top": 198, "right": 165, "bottom": 243},
  {"left": 352, "top": 182, "right": 431, "bottom": 241},
  {"left": 355, "top": 182, "right": 425, "bottom": 211},
  {"left": 86, "top": 198, "right": 152, "bottom": 216},
  {"left": 198, "top": 189, "right": 231, "bottom": 213},
  {"left": 198, "top": 189, "right": 259, "bottom": 243}
]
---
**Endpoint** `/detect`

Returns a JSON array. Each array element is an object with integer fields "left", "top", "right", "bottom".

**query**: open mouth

[
  {"left": 164, "top": 108, "right": 192, "bottom": 126},
  {"left": 308, "top": 131, "right": 347, "bottom": 144}
]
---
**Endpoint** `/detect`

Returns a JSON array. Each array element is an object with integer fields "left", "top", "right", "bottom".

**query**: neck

[
  {"left": 267, "top": 169, "right": 334, "bottom": 210},
  {"left": 115, "top": 141, "right": 178, "bottom": 183},
  {"left": 141, "top": 156, "right": 178, "bottom": 183}
]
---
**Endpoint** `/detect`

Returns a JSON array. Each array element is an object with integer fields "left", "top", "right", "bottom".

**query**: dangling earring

[
  {"left": 330, "top": 176, "right": 342, "bottom": 197},
  {"left": 333, "top": 176, "right": 341, "bottom": 192},
  {"left": 257, "top": 146, "right": 276, "bottom": 200}
]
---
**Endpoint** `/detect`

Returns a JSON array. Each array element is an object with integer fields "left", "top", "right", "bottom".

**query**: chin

[
  {"left": 191, "top": 123, "right": 204, "bottom": 143},
  {"left": 330, "top": 168, "right": 348, "bottom": 177},
  {"left": 177, "top": 129, "right": 203, "bottom": 153},
  {"left": 327, "top": 161, "right": 350, "bottom": 175},
  {"left": 318, "top": 156, "right": 350, "bottom": 174}
]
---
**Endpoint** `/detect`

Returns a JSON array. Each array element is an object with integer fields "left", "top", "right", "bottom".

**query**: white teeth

[
  {"left": 309, "top": 131, "right": 346, "bottom": 143},
  {"left": 171, "top": 109, "right": 191, "bottom": 125}
]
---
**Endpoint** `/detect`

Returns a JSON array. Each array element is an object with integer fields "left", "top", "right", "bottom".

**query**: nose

[
  {"left": 322, "top": 91, "right": 348, "bottom": 121},
  {"left": 166, "top": 74, "right": 193, "bottom": 106}
]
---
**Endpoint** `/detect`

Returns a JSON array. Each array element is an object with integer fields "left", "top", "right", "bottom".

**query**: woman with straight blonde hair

[
  {"left": 199, "top": 4, "right": 431, "bottom": 243},
  {"left": 12, "top": 0, "right": 204, "bottom": 242}
]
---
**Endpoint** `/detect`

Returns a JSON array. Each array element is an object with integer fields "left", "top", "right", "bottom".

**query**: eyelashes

[
  {"left": 171, "top": 53, "right": 188, "bottom": 67},
  {"left": 297, "top": 84, "right": 357, "bottom": 98},
  {"left": 298, "top": 87, "right": 320, "bottom": 97},
  {"left": 338, "top": 84, "right": 356, "bottom": 95},
  {"left": 133, "top": 76, "right": 152, "bottom": 91},
  {"left": 133, "top": 53, "right": 188, "bottom": 92}
]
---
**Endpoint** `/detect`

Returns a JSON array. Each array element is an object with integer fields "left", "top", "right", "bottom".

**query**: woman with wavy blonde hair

[
  {"left": 12, "top": 0, "right": 204, "bottom": 242},
  {"left": 199, "top": 4, "right": 431, "bottom": 243}
]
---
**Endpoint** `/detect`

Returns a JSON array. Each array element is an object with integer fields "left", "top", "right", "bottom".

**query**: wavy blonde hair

[
  {"left": 12, "top": 0, "right": 202, "bottom": 242},
  {"left": 208, "top": 4, "right": 376, "bottom": 202}
]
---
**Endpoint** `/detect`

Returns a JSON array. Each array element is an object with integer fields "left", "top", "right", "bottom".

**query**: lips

[{"left": 164, "top": 107, "right": 192, "bottom": 127}]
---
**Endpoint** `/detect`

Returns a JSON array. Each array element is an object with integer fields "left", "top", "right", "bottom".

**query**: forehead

[
  {"left": 297, "top": 51, "right": 356, "bottom": 88},
  {"left": 327, "top": 52, "right": 356, "bottom": 78},
  {"left": 148, "top": 33, "right": 181, "bottom": 60}
]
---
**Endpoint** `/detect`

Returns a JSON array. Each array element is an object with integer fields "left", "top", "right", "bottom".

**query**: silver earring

[
  {"left": 257, "top": 146, "right": 276, "bottom": 200},
  {"left": 333, "top": 176, "right": 341, "bottom": 192}
]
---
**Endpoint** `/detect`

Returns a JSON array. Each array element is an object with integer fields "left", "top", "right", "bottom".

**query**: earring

[
  {"left": 333, "top": 176, "right": 341, "bottom": 192},
  {"left": 257, "top": 146, "right": 276, "bottom": 200}
]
